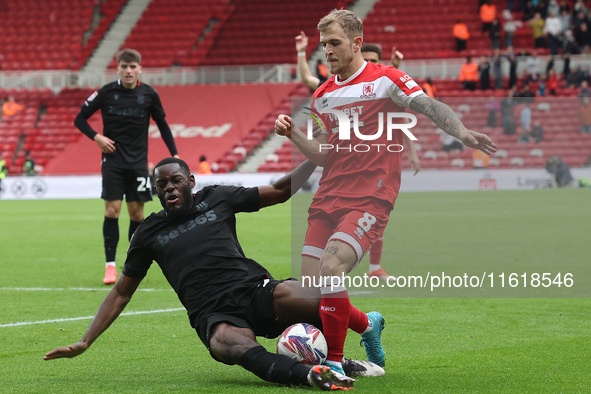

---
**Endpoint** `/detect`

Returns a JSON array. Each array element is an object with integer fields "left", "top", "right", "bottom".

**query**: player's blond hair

[
  {"left": 317, "top": 9, "right": 363, "bottom": 42},
  {"left": 116, "top": 48, "right": 142, "bottom": 65}
]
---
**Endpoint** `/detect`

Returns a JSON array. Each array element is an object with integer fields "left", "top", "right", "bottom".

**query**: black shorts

[
  {"left": 101, "top": 167, "right": 153, "bottom": 202},
  {"left": 195, "top": 278, "right": 293, "bottom": 363}
]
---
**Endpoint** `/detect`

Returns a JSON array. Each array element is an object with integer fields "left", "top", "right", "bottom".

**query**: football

[{"left": 276, "top": 323, "right": 328, "bottom": 365}]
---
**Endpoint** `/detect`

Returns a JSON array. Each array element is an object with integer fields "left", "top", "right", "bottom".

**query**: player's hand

[
  {"left": 94, "top": 134, "right": 116, "bottom": 153},
  {"left": 459, "top": 130, "right": 497, "bottom": 155},
  {"left": 409, "top": 154, "right": 421, "bottom": 175},
  {"left": 43, "top": 341, "right": 88, "bottom": 360},
  {"left": 391, "top": 46, "right": 404, "bottom": 68},
  {"left": 275, "top": 114, "right": 293, "bottom": 139},
  {"left": 295, "top": 31, "right": 309, "bottom": 52}
]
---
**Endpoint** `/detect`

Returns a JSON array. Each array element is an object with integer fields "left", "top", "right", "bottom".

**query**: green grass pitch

[{"left": 0, "top": 189, "right": 589, "bottom": 392}]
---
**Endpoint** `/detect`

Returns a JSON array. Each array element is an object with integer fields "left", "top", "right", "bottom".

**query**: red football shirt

[{"left": 311, "top": 61, "right": 424, "bottom": 206}]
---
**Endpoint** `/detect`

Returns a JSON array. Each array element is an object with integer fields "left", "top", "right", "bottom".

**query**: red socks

[
  {"left": 348, "top": 305, "right": 369, "bottom": 334},
  {"left": 319, "top": 280, "right": 351, "bottom": 363}
]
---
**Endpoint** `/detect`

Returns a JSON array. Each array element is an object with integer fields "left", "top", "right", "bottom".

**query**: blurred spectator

[
  {"left": 479, "top": 56, "right": 491, "bottom": 90},
  {"left": 1, "top": 95, "right": 25, "bottom": 118},
  {"left": 520, "top": 102, "right": 532, "bottom": 134},
  {"left": 558, "top": 0, "right": 571, "bottom": 14},
  {"left": 519, "top": 126, "right": 531, "bottom": 142},
  {"left": 545, "top": 54, "right": 555, "bottom": 75},
  {"left": 472, "top": 149, "right": 490, "bottom": 169},
  {"left": 422, "top": 77, "right": 438, "bottom": 99},
  {"left": 538, "top": 77, "right": 547, "bottom": 95},
  {"left": 535, "top": 0, "right": 548, "bottom": 18},
  {"left": 573, "top": 10, "right": 588, "bottom": 32},
  {"left": 501, "top": 89, "right": 517, "bottom": 135},
  {"left": 547, "top": 0, "right": 561, "bottom": 17},
  {"left": 485, "top": 96, "right": 500, "bottom": 127},
  {"left": 197, "top": 155, "right": 212, "bottom": 175},
  {"left": 503, "top": 10, "right": 523, "bottom": 48},
  {"left": 562, "top": 30, "right": 577, "bottom": 55},
  {"left": 544, "top": 10, "right": 562, "bottom": 54},
  {"left": 440, "top": 131, "right": 464, "bottom": 152},
  {"left": 579, "top": 96, "right": 591, "bottom": 133},
  {"left": 0, "top": 153, "right": 8, "bottom": 194},
  {"left": 524, "top": 49, "right": 540, "bottom": 78},
  {"left": 573, "top": 0, "right": 588, "bottom": 17},
  {"left": 579, "top": 80, "right": 591, "bottom": 102},
  {"left": 546, "top": 156, "right": 577, "bottom": 188},
  {"left": 490, "top": 18, "right": 502, "bottom": 49},
  {"left": 493, "top": 49, "right": 504, "bottom": 89},
  {"left": 575, "top": 22, "right": 591, "bottom": 54},
  {"left": 529, "top": 13, "right": 546, "bottom": 48},
  {"left": 559, "top": 8, "right": 572, "bottom": 33},
  {"left": 530, "top": 120, "right": 545, "bottom": 142},
  {"left": 508, "top": 50, "right": 518, "bottom": 88},
  {"left": 480, "top": 0, "right": 497, "bottom": 33},
  {"left": 23, "top": 151, "right": 36, "bottom": 176},
  {"left": 316, "top": 60, "right": 328, "bottom": 85},
  {"left": 522, "top": 1, "right": 536, "bottom": 21},
  {"left": 519, "top": 84, "right": 536, "bottom": 103},
  {"left": 563, "top": 52, "right": 572, "bottom": 81},
  {"left": 547, "top": 68, "right": 558, "bottom": 95},
  {"left": 453, "top": 19, "right": 470, "bottom": 51},
  {"left": 459, "top": 56, "right": 479, "bottom": 90}
]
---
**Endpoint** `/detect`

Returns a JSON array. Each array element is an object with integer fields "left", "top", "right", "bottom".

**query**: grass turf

[{"left": 0, "top": 189, "right": 589, "bottom": 392}]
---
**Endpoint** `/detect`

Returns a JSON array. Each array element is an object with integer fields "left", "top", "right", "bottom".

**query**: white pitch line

[
  {"left": 0, "top": 307, "right": 185, "bottom": 328},
  {"left": 0, "top": 287, "right": 173, "bottom": 292}
]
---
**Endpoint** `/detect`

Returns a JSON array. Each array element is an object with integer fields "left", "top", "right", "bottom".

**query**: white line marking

[
  {"left": 0, "top": 308, "right": 185, "bottom": 328},
  {"left": 0, "top": 287, "right": 173, "bottom": 292}
]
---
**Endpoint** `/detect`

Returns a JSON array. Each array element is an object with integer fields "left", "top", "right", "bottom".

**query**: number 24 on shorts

[
  {"left": 136, "top": 176, "right": 152, "bottom": 192},
  {"left": 354, "top": 212, "right": 376, "bottom": 239}
]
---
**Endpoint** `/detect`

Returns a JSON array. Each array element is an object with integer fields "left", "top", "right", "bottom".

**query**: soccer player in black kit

[
  {"left": 74, "top": 48, "right": 179, "bottom": 285},
  {"left": 44, "top": 158, "right": 386, "bottom": 390}
]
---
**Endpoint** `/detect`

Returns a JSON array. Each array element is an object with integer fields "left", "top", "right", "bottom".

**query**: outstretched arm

[
  {"left": 258, "top": 159, "right": 317, "bottom": 208},
  {"left": 409, "top": 94, "right": 497, "bottom": 155},
  {"left": 43, "top": 274, "right": 143, "bottom": 360},
  {"left": 295, "top": 31, "right": 320, "bottom": 91}
]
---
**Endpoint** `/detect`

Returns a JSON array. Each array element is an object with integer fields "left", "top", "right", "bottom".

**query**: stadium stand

[
  {"left": 0, "top": 0, "right": 128, "bottom": 71},
  {"left": 1, "top": 0, "right": 590, "bottom": 175}
]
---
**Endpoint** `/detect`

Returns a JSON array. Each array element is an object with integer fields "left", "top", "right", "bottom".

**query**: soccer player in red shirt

[{"left": 276, "top": 9, "right": 496, "bottom": 376}]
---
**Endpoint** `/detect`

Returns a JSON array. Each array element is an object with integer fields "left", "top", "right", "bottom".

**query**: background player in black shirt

[
  {"left": 44, "top": 158, "right": 388, "bottom": 390},
  {"left": 74, "top": 48, "right": 179, "bottom": 285}
]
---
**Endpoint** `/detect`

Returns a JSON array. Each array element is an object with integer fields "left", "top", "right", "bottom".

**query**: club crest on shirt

[
  {"left": 137, "top": 94, "right": 145, "bottom": 105},
  {"left": 85, "top": 91, "right": 98, "bottom": 106},
  {"left": 360, "top": 83, "right": 376, "bottom": 98}
]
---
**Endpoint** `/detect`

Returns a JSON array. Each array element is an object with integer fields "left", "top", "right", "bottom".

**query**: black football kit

[
  {"left": 75, "top": 79, "right": 177, "bottom": 169},
  {"left": 74, "top": 80, "right": 178, "bottom": 201},
  {"left": 122, "top": 185, "right": 287, "bottom": 352}
]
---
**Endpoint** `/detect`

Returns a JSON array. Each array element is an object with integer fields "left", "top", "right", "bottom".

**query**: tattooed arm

[{"left": 409, "top": 94, "right": 497, "bottom": 155}]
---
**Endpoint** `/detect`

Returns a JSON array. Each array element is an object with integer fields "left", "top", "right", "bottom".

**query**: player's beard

[{"left": 162, "top": 188, "right": 194, "bottom": 220}]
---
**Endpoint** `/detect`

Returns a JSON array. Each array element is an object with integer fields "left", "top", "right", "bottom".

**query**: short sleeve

[
  {"left": 215, "top": 185, "right": 260, "bottom": 213},
  {"left": 385, "top": 68, "right": 425, "bottom": 108},
  {"left": 79, "top": 88, "right": 104, "bottom": 116},
  {"left": 122, "top": 224, "right": 153, "bottom": 278}
]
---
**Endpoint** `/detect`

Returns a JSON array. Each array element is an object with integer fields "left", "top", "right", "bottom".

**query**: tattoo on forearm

[
  {"left": 325, "top": 246, "right": 338, "bottom": 255},
  {"left": 410, "top": 96, "right": 465, "bottom": 138}
]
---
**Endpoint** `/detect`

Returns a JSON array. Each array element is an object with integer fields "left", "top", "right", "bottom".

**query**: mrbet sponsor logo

[
  {"left": 307, "top": 107, "right": 418, "bottom": 153},
  {"left": 149, "top": 123, "right": 232, "bottom": 138}
]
